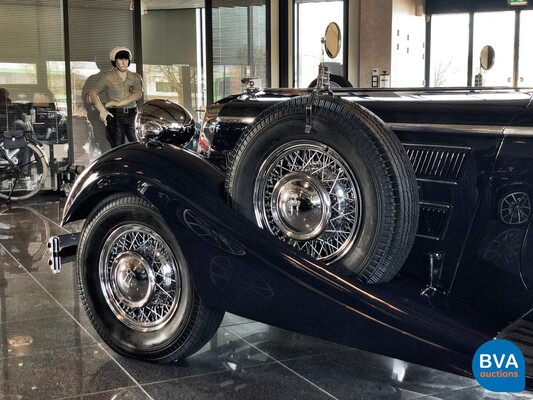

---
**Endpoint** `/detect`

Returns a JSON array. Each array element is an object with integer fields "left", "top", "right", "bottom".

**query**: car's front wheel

[{"left": 77, "top": 195, "right": 224, "bottom": 362}]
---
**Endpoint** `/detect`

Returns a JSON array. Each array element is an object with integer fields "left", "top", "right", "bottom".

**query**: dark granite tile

[
  {"left": 2, "top": 198, "right": 530, "bottom": 400},
  {"left": 0, "top": 344, "right": 139, "bottom": 399},
  {"left": 281, "top": 349, "right": 477, "bottom": 399},
  {"left": 419, "top": 386, "right": 525, "bottom": 399},
  {"left": 220, "top": 312, "right": 254, "bottom": 327},
  {"left": 0, "top": 314, "right": 97, "bottom": 358},
  {"left": 56, "top": 387, "right": 151, "bottom": 400},
  {"left": 0, "top": 276, "right": 69, "bottom": 323},
  {"left": 113, "top": 328, "right": 276, "bottom": 385},
  {"left": 225, "top": 321, "right": 350, "bottom": 360},
  {"left": 16, "top": 196, "right": 66, "bottom": 221},
  {"left": 143, "top": 363, "right": 334, "bottom": 400}
]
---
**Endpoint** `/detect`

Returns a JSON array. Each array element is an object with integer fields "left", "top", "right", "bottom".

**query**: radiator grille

[
  {"left": 417, "top": 202, "right": 451, "bottom": 240},
  {"left": 404, "top": 145, "right": 469, "bottom": 183}
]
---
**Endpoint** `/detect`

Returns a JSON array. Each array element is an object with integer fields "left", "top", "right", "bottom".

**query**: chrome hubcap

[
  {"left": 112, "top": 252, "right": 155, "bottom": 308},
  {"left": 271, "top": 172, "right": 331, "bottom": 240},
  {"left": 100, "top": 224, "right": 180, "bottom": 332},
  {"left": 254, "top": 140, "right": 362, "bottom": 263}
]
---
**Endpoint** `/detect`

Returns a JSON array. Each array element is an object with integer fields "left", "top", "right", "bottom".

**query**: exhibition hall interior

[{"left": 2, "top": 0, "right": 533, "bottom": 398}]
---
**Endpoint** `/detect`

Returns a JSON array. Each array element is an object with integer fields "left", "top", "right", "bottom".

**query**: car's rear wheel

[
  {"left": 77, "top": 194, "right": 224, "bottom": 362},
  {"left": 226, "top": 95, "right": 419, "bottom": 283}
]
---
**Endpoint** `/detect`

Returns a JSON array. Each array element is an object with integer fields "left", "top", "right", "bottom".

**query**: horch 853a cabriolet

[{"left": 49, "top": 23, "right": 533, "bottom": 389}]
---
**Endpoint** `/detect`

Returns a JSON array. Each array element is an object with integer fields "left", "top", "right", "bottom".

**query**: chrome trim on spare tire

[{"left": 253, "top": 140, "right": 362, "bottom": 263}]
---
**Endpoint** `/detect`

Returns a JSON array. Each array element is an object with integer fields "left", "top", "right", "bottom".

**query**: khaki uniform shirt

[{"left": 92, "top": 69, "right": 143, "bottom": 108}]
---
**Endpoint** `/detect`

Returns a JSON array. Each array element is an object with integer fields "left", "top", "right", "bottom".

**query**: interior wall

[
  {"left": 271, "top": 0, "right": 280, "bottom": 87},
  {"left": 359, "top": 0, "right": 393, "bottom": 87},
  {"left": 347, "top": 0, "right": 360, "bottom": 86}
]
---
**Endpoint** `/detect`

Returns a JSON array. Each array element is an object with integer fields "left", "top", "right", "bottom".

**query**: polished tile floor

[{"left": 1, "top": 195, "right": 533, "bottom": 400}]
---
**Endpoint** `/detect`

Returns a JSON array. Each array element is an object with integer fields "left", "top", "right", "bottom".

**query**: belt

[{"left": 111, "top": 107, "right": 137, "bottom": 114}]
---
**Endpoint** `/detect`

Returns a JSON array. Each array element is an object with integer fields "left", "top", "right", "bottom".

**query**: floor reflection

[{"left": 0, "top": 196, "right": 528, "bottom": 399}]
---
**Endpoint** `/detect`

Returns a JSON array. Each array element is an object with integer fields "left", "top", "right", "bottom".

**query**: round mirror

[
  {"left": 324, "top": 22, "right": 341, "bottom": 59},
  {"left": 480, "top": 45, "right": 495, "bottom": 70}
]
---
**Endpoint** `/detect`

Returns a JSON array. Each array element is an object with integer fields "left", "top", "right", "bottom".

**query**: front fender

[
  {"left": 60, "top": 140, "right": 532, "bottom": 385},
  {"left": 62, "top": 141, "right": 226, "bottom": 225}
]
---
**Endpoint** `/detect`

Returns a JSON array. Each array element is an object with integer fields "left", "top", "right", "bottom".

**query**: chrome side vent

[
  {"left": 416, "top": 202, "right": 452, "bottom": 241},
  {"left": 404, "top": 145, "right": 470, "bottom": 184}
]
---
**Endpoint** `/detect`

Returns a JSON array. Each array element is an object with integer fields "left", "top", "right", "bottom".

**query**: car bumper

[{"left": 48, "top": 232, "right": 80, "bottom": 273}]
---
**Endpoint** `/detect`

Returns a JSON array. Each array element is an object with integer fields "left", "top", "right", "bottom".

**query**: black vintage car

[{"left": 50, "top": 24, "right": 533, "bottom": 389}]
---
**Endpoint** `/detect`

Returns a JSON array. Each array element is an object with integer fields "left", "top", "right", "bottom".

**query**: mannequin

[{"left": 89, "top": 47, "right": 143, "bottom": 148}]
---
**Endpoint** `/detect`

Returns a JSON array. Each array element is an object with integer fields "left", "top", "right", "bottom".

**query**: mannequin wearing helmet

[
  {"left": 89, "top": 46, "right": 143, "bottom": 148},
  {"left": 109, "top": 47, "right": 132, "bottom": 68}
]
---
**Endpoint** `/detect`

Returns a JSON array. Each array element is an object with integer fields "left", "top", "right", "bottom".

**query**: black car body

[{"left": 51, "top": 85, "right": 533, "bottom": 390}]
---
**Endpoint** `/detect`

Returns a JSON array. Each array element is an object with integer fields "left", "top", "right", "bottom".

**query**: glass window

[
  {"left": 0, "top": 0, "right": 66, "bottom": 189},
  {"left": 0, "top": 63, "right": 38, "bottom": 85},
  {"left": 294, "top": 0, "right": 344, "bottom": 88},
  {"left": 391, "top": 15, "right": 426, "bottom": 87},
  {"left": 68, "top": 0, "right": 134, "bottom": 163},
  {"left": 429, "top": 14, "right": 469, "bottom": 87},
  {"left": 142, "top": 7, "right": 206, "bottom": 122},
  {"left": 212, "top": 1, "right": 269, "bottom": 101},
  {"left": 472, "top": 11, "right": 515, "bottom": 87},
  {"left": 519, "top": 10, "right": 533, "bottom": 87}
]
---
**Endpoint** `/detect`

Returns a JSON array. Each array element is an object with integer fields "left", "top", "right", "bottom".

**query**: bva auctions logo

[{"left": 472, "top": 339, "right": 525, "bottom": 392}]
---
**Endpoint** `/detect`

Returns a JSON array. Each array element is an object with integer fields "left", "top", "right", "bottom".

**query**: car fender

[
  {"left": 61, "top": 141, "right": 532, "bottom": 384},
  {"left": 62, "top": 141, "right": 226, "bottom": 226}
]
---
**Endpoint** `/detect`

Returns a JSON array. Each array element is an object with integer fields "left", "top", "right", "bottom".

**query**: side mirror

[
  {"left": 312, "top": 22, "right": 343, "bottom": 95},
  {"left": 324, "top": 22, "right": 341, "bottom": 59},
  {"left": 480, "top": 45, "right": 495, "bottom": 71}
]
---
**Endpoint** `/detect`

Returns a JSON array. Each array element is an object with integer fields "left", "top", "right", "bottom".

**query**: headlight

[
  {"left": 198, "top": 116, "right": 218, "bottom": 155},
  {"left": 135, "top": 99, "right": 196, "bottom": 146}
]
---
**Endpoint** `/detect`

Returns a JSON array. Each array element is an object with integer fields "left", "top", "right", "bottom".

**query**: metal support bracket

[
  {"left": 305, "top": 91, "right": 317, "bottom": 133},
  {"left": 420, "top": 252, "right": 445, "bottom": 297}
]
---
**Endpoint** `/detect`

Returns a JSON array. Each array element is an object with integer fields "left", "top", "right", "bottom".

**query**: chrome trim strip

[
  {"left": 217, "top": 116, "right": 256, "bottom": 125},
  {"left": 416, "top": 178, "right": 458, "bottom": 186},
  {"left": 503, "top": 126, "right": 533, "bottom": 137},
  {"left": 403, "top": 143, "right": 472, "bottom": 151},
  {"left": 389, "top": 122, "right": 503, "bottom": 136},
  {"left": 416, "top": 233, "right": 442, "bottom": 241}
]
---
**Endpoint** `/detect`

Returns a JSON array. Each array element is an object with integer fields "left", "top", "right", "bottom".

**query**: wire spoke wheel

[
  {"left": 100, "top": 224, "right": 181, "bottom": 332},
  {"left": 78, "top": 195, "right": 224, "bottom": 362},
  {"left": 254, "top": 141, "right": 362, "bottom": 263},
  {"left": 499, "top": 191, "right": 531, "bottom": 225},
  {"left": 227, "top": 95, "right": 418, "bottom": 283},
  {"left": 0, "top": 143, "right": 48, "bottom": 200}
]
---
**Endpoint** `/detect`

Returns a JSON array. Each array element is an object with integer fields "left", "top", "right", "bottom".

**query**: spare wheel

[{"left": 225, "top": 95, "right": 419, "bottom": 283}]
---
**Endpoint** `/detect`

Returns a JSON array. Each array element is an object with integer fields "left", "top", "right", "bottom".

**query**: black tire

[
  {"left": 226, "top": 96, "right": 419, "bottom": 283},
  {"left": 77, "top": 194, "right": 224, "bottom": 362},
  {"left": 308, "top": 74, "right": 353, "bottom": 89},
  {"left": 0, "top": 142, "right": 48, "bottom": 200}
]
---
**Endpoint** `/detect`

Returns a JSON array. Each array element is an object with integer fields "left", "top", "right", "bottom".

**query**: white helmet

[{"left": 109, "top": 46, "right": 132, "bottom": 67}]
